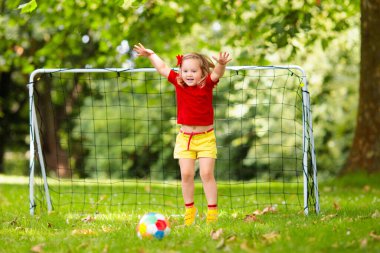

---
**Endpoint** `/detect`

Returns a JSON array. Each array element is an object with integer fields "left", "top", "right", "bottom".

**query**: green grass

[
  {"left": 28, "top": 177, "right": 306, "bottom": 214},
  {"left": 0, "top": 173, "right": 379, "bottom": 253}
]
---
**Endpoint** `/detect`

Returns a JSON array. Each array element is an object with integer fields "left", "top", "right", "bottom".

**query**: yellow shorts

[{"left": 174, "top": 129, "right": 217, "bottom": 159}]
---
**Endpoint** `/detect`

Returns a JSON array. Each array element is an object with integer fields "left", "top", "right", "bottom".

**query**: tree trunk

[
  {"left": 0, "top": 70, "right": 30, "bottom": 174},
  {"left": 0, "top": 72, "right": 10, "bottom": 173},
  {"left": 37, "top": 78, "right": 71, "bottom": 178},
  {"left": 0, "top": 143, "right": 4, "bottom": 173},
  {"left": 35, "top": 75, "right": 85, "bottom": 178},
  {"left": 342, "top": 0, "right": 380, "bottom": 174}
]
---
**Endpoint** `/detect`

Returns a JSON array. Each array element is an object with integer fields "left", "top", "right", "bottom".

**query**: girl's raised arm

[
  {"left": 210, "top": 52, "right": 232, "bottom": 82},
  {"left": 133, "top": 43, "right": 171, "bottom": 78}
]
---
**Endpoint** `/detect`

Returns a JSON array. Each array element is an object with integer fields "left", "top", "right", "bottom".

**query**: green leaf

[
  {"left": 115, "top": 0, "right": 124, "bottom": 6},
  {"left": 121, "top": 0, "right": 134, "bottom": 9},
  {"left": 18, "top": 0, "right": 37, "bottom": 14}
]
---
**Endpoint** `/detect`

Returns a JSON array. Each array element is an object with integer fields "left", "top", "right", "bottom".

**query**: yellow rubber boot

[
  {"left": 184, "top": 206, "right": 197, "bottom": 226},
  {"left": 206, "top": 208, "right": 218, "bottom": 224}
]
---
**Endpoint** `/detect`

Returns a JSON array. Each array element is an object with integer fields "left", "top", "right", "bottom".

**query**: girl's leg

[
  {"left": 199, "top": 157, "right": 218, "bottom": 223},
  {"left": 179, "top": 158, "right": 196, "bottom": 204},
  {"left": 179, "top": 158, "right": 198, "bottom": 225},
  {"left": 199, "top": 157, "right": 217, "bottom": 205}
]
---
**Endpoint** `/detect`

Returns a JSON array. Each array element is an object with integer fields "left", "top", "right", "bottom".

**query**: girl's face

[{"left": 180, "top": 58, "right": 203, "bottom": 86}]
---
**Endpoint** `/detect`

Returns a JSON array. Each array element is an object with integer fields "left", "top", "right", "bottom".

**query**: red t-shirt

[{"left": 168, "top": 70, "right": 219, "bottom": 126}]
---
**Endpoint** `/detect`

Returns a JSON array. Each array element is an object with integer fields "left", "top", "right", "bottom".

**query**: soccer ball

[{"left": 136, "top": 212, "right": 170, "bottom": 239}]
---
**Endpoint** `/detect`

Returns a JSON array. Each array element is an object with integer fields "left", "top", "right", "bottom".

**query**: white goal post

[{"left": 28, "top": 66, "right": 320, "bottom": 215}]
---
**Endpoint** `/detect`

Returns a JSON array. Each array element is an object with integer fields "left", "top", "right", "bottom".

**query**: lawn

[{"left": 0, "top": 173, "right": 379, "bottom": 253}]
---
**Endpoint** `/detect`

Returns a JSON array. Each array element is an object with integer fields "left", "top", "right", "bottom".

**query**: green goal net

[{"left": 28, "top": 66, "right": 319, "bottom": 215}]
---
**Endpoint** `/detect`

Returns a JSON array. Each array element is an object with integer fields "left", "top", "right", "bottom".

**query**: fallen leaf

[
  {"left": 101, "top": 225, "right": 113, "bottom": 233},
  {"left": 363, "top": 185, "right": 371, "bottom": 192},
  {"left": 244, "top": 214, "right": 259, "bottom": 222},
  {"left": 82, "top": 215, "right": 95, "bottom": 223},
  {"left": 240, "top": 240, "right": 255, "bottom": 252},
  {"left": 262, "top": 231, "right": 280, "bottom": 243},
  {"left": 371, "top": 210, "right": 380, "bottom": 218},
  {"left": 262, "top": 206, "right": 277, "bottom": 214},
  {"left": 252, "top": 206, "right": 277, "bottom": 216},
  {"left": 31, "top": 243, "right": 45, "bottom": 253},
  {"left": 369, "top": 231, "right": 380, "bottom": 240},
  {"left": 226, "top": 235, "right": 237, "bottom": 242},
  {"left": 320, "top": 214, "right": 337, "bottom": 221},
  {"left": 216, "top": 238, "right": 225, "bottom": 249},
  {"left": 252, "top": 209, "right": 263, "bottom": 215},
  {"left": 210, "top": 228, "right": 223, "bottom": 240},
  {"left": 72, "top": 229, "right": 96, "bottom": 235},
  {"left": 360, "top": 238, "right": 368, "bottom": 248},
  {"left": 333, "top": 202, "right": 341, "bottom": 211}
]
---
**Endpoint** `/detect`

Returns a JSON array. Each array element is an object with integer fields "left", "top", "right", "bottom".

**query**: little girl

[{"left": 133, "top": 43, "right": 231, "bottom": 225}]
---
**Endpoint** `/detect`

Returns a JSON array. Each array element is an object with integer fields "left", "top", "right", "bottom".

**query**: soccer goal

[{"left": 28, "top": 66, "right": 319, "bottom": 215}]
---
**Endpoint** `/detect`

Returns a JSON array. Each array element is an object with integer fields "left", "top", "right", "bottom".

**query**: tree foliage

[{"left": 0, "top": 0, "right": 361, "bottom": 175}]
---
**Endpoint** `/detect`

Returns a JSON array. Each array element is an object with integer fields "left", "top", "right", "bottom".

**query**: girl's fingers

[
  {"left": 134, "top": 43, "right": 146, "bottom": 52},
  {"left": 214, "top": 52, "right": 232, "bottom": 64}
]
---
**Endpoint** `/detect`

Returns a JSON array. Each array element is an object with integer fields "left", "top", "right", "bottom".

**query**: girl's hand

[
  {"left": 212, "top": 52, "right": 232, "bottom": 66},
  {"left": 133, "top": 43, "right": 155, "bottom": 57}
]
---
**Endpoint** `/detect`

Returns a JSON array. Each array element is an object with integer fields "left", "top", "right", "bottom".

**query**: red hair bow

[{"left": 176, "top": 54, "right": 183, "bottom": 66}]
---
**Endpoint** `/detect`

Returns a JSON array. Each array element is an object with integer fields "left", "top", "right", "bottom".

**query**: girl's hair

[{"left": 176, "top": 53, "right": 215, "bottom": 87}]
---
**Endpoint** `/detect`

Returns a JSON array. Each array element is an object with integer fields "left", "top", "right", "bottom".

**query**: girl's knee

[
  {"left": 181, "top": 172, "right": 195, "bottom": 182},
  {"left": 200, "top": 171, "right": 215, "bottom": 182}
]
